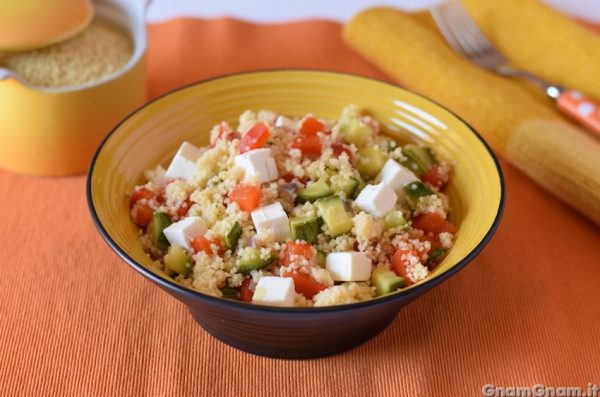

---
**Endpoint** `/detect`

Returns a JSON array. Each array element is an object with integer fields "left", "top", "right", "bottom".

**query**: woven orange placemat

[{"left": 0, "top": 18, "right": 598, "bottom": 396}]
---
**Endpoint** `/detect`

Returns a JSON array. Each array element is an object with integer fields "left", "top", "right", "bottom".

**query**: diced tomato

[
  {"left": 229, "top": 184, "right": 261, "bottom": 212},
  {"left": 190, "top": 236, "right": 211, "bottom": 254},
  {"left": 211, "top": 122, "right": 241, "bottom": 148},
  {"left": 300, "top": 117, "right": 324, "bottom": 136},
  {"left": 190, "top": 236, "right": 224, "bottom": 255},
  {"left": 132, "top": 204, "right": 153, "bottom": 228},
  {"left": 291, "top": 135, "right": 321, "bottom": 156},
  {"left": 412, "top": 213, "right": 456, "bottom": 235},
  {"left": 281, "top": 241, "right": 315, "bottom": 266},
  {"left": 281, "top": 173, "right": 294, "bottom": 182},
  {"left": 331, "top": 143, "right": 353, "bottom": 160},
  {"left": 238, "top": 278, "right": 253, "bottom": 302},
  {"left": 239, "top": 122, "right": 270, "bottom": 153},
  {"left": 391, "top": 249, "right": 416, "bottom": 287},
  {"left": 421, "top": 165, "right": 448, "bottom": 189},
  {"left": 228, "top": 131, "right": 242, "bottom": 140},
  {"left": 281, "top": 173, "right": 308, "bottom": 184},
  {"left": 211, "top": 122, "right": 230, "bottom": 147},
  {"left": 176, "top": 199, "right": 193, "bottom": 217},
  {"left": 419, "top": 234, "right": 443, "bottom": 253},
  {"left": 282, "top": 271, "right": 328, "bottom": 299},
  {"left": 129, "top": 187, "right": 155, "bottom": 207},
  {"left": 212, "top": 237, "right": 224, "bottom": 254}
]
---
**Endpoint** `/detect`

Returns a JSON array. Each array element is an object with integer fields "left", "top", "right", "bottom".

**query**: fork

[{"left": 431, "top": 1, "right": 600, "bottom": 137}]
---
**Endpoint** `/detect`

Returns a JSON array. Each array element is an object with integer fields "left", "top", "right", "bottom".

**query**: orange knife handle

[{"left": 556, "top": 89, "right": 600, "bottom": 137}]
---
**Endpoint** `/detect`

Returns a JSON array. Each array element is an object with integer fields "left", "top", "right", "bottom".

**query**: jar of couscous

[{"left": 0, "top": 0, "right": 148, "bottom": 175}]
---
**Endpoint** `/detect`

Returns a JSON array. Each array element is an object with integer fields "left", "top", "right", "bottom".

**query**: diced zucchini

[
  {"left": 297, "top": 179, "right": 332, "bottom": 203},
  {"left": 401, "top": 146, "right": 427, "bottom": 176},
  {"left": 316, "top": 251, "right": 326, "bottom": 268},
  {"left": 404, "top": 144, "right": 436, "bottom": 168},
  {"left": 356, "top": 146, "right": 386, "bottom": 180},
  {"left": 403, "top": 181, "right": 434, "bottom": 199},
  {"left": 353, "top": 181, "right": 367, "bottom": 199},
  {"left": 383, "top": 210, "right": 406, "bottom": 230},
  {"left": 148, "top": 211, "right": 171, "bottom": 251},
  {"left": 403, "top": 181, "right": 435, "bottom": 209},
  {"left": 340, "top": 177, "right": 359, "bottom": 198},
  {"left": 331, "top": 173, "right": 359, "bottom": 198},
  {"left": 164, "top": 245, "right": 193, "bottom": 277},
  {"left": 237, "top": 247, "right": 274, "bottom": 274},
  {"left": 316, "top": 196, "right": 353, "bottom": 236},
  {"left": 338, "top": 105, "right": 360, "bottom": 133},
  {"left": 371, "top": 267, "right": 405, "bottom": 296},
  {"left": 343, "top": 119, "right": 372, "bottom": 147},
  {"left": 424, "top": 147, "right": 438, "bottom": 165},
  {"left": 220, "top": 286, "right": 239, "bottom": 300},
  {"left": 427, "top": 248, "right": 445, "bottom": 266},
  {"left": 225, "top": 221, "right": 242, "bottom": 250},
  {"left": 378, "top": 138, "right": 397, "bottom": 153},
  {"left": 401, "top": 157, "right": 425, "bottom": 176},
  {"left": 290, "top": 215, "right": 319, "bottom": 244},
  {"left": 337, "top": 105, "right": 374, "bottom": 148}
]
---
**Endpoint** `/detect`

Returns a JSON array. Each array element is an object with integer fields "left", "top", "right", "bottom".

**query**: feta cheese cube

[
  {"left": 252, "top": 276, "right": 295, "bottom": 307},
  {"left": 165, "top": 142, "right": 202, "bottom": 181},
  {"left": 251, "top": 202, "right": 291, "bottom": 242},
  {"left": 234, "top": 148, "right": 278, "bottom": 184},
  {"left": 355, "top": 183, "right": 397, "bottom": 218},
  {"left": 378, "top": 159, "right": 419, "bottom": 201},
  {"left": 274, "top": 115, "right": 296, "bottom": 130},
  {"left": 163, "top": 216, "right": 207, "bottom": 251},
  {"left": 326, "top": 252, "right": 372, "bottom": 281}
]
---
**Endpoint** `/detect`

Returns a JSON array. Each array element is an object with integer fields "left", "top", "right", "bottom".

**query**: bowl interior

[{"left": 89, "top": 70, "right": 503, "bottom": 306}]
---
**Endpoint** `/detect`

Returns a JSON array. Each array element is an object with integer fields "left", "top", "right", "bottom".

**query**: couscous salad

[{"left": 128, "top": 106, "right": 456, "bottom": 307}]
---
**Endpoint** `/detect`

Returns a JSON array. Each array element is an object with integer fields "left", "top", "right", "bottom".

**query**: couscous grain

[{"left": 1, "top": 19, "right": 131, "bottom": 87}]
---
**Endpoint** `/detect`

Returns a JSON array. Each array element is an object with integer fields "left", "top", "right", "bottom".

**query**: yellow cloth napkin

[
  {"left": 462, "top": 0, "right": 600, "bottom": 97},
  {"left": 343, "top": 0, "right": 600, "bottom": 225}
]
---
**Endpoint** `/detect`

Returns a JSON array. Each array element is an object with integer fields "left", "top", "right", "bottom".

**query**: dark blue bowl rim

[{"left": 86, "top": 69, "right": 505, "bottom": 314}]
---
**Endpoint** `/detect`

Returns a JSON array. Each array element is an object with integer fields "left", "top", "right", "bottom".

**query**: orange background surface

[{"left": 1, "top": 19, "right": 599, "bottom": 396}]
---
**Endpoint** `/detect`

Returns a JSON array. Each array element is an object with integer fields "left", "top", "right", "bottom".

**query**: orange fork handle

[{"left": 556, "top": 89, "right": 600, "bottom": 138}]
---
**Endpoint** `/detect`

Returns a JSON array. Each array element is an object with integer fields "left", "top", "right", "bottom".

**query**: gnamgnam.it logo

[{"left": 481, "top": 383, "right": 600, "bottom": 397}]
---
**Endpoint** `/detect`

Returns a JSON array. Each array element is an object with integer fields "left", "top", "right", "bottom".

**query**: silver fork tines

[
  {"left": 430, "top": 1, "right": 507, "bottom": 69},
  {"left": 430, "top": 0, "right": 600, "bottom": 136}
]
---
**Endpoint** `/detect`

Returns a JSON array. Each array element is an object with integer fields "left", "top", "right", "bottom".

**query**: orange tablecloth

[{"left": 1, "top": 19, "right": 599, "bottom": 396}]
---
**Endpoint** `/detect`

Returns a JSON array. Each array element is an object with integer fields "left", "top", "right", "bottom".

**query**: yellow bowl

[
  {"left": 0, "top": 0, "right": 147, "bottom": 176},
  {"left": 88, "top": 70, "right": 504, "bottom": 358}
]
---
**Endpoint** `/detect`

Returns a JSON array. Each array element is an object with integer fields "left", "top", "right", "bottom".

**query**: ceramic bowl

[
  {"left": 0, "top": 0, "right": 147, "bottom": 176},
  {"left": 87, "top": 70, "right": 504, "bottom": 358}
]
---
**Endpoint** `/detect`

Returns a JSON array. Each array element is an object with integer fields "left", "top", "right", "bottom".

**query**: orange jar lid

[{"left": 0, "top": 0, "right": 93, "bottom": 51}]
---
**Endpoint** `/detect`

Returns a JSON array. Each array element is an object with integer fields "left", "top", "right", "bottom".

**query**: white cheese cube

[
  {"left": 378, "top": 159, "right": 419, "bottom": 201},
  {"left": 165, "top": 142, "right": 202, "bottom": 181},
  {"left": 251, "top": 202, "right": 291, "bottom": 242},
  {"left": 163, "top": 216, "right": 207, "bottom": 251},
  {"left": 355, "top": 183, "right": 397, "bottom": 218},
  {"left": 234, "top": 148, "right": 278, "bottom": 184},
  {"left": 326, "top": 252, "right": 372, "bottom": 281},
  {"left": 274, "top": 115, "right": 296, "bottom": 130},
  {"left": 252, "top": 277, "right": 296, "bottom": 307}
]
